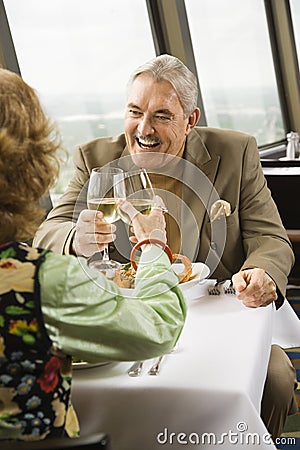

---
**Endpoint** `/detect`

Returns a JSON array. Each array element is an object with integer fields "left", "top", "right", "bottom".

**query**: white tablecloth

[
  {"left": 273, "top": 298, "right": 300, "bottom": 348},
  {"left": 72, "top": 280, "right": 276, "bottom": 450}
]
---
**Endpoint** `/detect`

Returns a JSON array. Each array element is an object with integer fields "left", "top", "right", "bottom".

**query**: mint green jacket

[{"left": 39, "top": 246, "right": 186, "bottom": 363}]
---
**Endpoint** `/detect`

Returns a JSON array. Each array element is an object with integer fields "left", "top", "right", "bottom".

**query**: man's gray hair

[{"left": 127, "top": 54, "right": 198, "bottom": 117}]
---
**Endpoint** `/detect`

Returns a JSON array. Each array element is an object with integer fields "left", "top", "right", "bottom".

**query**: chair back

[{"left": 1, "top": 433, "right": 110, "bottom": 450}]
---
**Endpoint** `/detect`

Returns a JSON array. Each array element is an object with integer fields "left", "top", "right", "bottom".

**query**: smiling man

[
  {"left": 124, "top": 70, "right": 200, "bottom": 168},
  {"left": 34, "top": 54, "right": 297, "bottom": 441}
]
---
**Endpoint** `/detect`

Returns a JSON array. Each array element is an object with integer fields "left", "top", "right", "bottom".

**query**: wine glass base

[{"left": 88, "top": 259, "right": 121, "bottom": 279}]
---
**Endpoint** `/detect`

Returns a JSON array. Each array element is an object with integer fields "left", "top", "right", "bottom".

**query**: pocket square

[{"left": 210, "top": 200, "right": 231, "bottom": 222}]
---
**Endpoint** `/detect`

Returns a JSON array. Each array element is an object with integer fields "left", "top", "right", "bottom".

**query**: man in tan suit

[{"left": 34, "top": 54, "right": 297, "bottom": 439}]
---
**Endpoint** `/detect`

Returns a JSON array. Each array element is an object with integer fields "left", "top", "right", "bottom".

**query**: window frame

[
  {"left": 0, "top": 0, "right": 20, "bottom": 73},
  {"left": 264, "top": 0, "right": 300, "bottom": 135}
]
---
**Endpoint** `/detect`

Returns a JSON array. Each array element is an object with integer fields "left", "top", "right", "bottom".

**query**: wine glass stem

[{"left": 103, "top": 244, "right": 109, "bottom": 261}]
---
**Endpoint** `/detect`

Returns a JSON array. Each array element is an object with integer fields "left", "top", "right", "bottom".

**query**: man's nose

[{"left": 137, "top": 115, "right": 154, "bottom": 135}]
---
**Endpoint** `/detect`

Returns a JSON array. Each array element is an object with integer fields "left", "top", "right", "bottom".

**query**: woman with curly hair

[
  {"left": 0, "top": 69, "right": 61, "bottom": 242},
  {"left": 0, "top": 69, "right": 186, "bottom": 441}
]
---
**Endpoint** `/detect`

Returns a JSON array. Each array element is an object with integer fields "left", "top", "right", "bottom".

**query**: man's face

[{"left": 124, "top": 73, "right": 198, "bottom": 168}]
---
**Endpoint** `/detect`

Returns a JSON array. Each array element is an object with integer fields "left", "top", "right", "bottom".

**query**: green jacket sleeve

[{"left": 39, "top": 246, "right": 186, "bottom": 363}]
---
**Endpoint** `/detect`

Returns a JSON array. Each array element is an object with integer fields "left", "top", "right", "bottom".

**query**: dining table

[{"left": 70, "top": 279, "right": 288, "bottom": 449}]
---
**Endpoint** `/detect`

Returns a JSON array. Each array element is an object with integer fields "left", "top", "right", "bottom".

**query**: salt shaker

[
  {"left": 296, "top": 133, "right": 300, "bottom": 158},
  {"left": 286, "top": 131, "right": 300, "bottom": 159}
]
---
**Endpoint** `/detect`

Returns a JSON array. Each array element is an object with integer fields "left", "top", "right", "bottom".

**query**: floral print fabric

[{"left": 0, "top": 242, "right": 79, "bottom": 441}]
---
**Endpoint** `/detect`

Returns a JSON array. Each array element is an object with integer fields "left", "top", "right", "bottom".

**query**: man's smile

[{"left": 135, "top": 133, "right": 161, "bottom": 150}]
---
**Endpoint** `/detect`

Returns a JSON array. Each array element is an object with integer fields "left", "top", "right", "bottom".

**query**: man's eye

[
  {"left": 129, "top": 109, "right": 142, "bottom": 116},
  {"left": 155, "top": 115, "right": 171, "bottom": 122}
]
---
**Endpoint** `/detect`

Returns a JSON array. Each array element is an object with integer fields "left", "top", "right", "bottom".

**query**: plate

[
  {"left": 120, "top": 262, "right": 210, "bottom": 295},
  {"left": 173, "top": 262, "right": 210, "bottom": 292},
  {"left": 72, "top": 361, "right": 111, "bottom": 370}
]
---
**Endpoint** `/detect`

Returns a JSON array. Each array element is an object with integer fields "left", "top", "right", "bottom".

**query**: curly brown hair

[{"left": 0, "top": 68, "right": 62, "bottom": 242}]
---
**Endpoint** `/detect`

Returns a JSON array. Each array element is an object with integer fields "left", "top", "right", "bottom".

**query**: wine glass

[
  {"left": 114, "top": 169, "right": 156, "bottom": 226},
  {"left": 87, "top": 166, "right": 123, "bottom": 275}
]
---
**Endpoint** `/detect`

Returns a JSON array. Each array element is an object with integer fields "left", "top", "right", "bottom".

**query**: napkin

[{"left": 210, "top": 200, "right": 231, "bottom": 222}]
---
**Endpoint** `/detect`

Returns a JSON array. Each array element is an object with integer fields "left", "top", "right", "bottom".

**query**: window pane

[
  {"left": 185, "top": 0, "right": 285, "bottom": 147},
  {"left": 290, "top": 0, "right": 300, "bottom": 60},
  {"left": 4, "top": 0, "right": 155, "bottom": 198}
]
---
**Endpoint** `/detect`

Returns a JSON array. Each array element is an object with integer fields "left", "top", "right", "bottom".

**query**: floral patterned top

[{"left": 0, "top": 241, "right": 79, "bottom": 441}]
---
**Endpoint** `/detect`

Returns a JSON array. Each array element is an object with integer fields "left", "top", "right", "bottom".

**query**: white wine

[
  {"left": 88, "top": 198, "right": 118, "bottom": 223},
  {"left": 118, "top": 198, "right": 153, "bottom": 225}
]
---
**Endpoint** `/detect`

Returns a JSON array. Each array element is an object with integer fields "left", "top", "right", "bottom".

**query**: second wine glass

[{"left": 114, "top": 169, "right": 156, "bottom": 225}]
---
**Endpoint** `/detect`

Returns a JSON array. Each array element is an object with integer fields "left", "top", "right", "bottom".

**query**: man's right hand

[{"left": 72, "top": 209, "right": 116, "bottom": 257}]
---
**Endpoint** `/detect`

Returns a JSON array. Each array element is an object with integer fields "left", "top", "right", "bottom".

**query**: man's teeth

[{"left": 137, "top": 138, "right": 160, "bottom": 148}]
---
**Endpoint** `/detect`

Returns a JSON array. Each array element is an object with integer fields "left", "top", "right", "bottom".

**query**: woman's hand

[{"left": 118, "top": 195, "right": 167, "bottom": 244}]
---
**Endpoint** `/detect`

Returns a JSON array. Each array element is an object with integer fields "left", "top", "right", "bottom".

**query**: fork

[
  {"left": 148, "top": 342, "right": 180, "bottom": 376},
  {"left": 148, "top": 355, "right": 164, "bottom": 375},
  {"left": 128, "top": 360, "right": 144, "bottom": 377}
]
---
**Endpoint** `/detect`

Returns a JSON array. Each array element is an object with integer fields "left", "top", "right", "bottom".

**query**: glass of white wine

[
  {"left": 87, "top": 166, "right": 123, "bottom": 274},
  {"left": 114, "top": 169, "right": 156, "bottom": 225}
]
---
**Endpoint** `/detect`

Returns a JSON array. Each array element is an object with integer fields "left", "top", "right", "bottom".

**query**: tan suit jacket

[{"left": 34, "top": 127, "right": 294, "bottom": 300}]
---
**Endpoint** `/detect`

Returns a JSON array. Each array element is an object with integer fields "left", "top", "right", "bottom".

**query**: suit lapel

[{"left": 181, "top": 130, "right": 220, "bottom": 260}]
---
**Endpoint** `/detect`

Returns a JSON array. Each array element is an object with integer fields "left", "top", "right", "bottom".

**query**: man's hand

[
  {"left": 232, "top": 268, "right": 277, "bottom": 308},
  {"left": 72, "top": 209, "right": 116, "bottom": 257}
]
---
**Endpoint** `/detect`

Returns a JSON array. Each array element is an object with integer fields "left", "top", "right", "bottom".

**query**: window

[
  {"left": 4, "top": 0, "right": 155, "bottom": 199},
  {"left": 185, "top": 0, "right": 285, "bottom": 146},
  {"left": 290, "top": 0, "right": 300, "bottom": 59}
]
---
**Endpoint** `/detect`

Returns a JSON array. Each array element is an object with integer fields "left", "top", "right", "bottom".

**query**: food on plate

[
  {"left": 172, "top": 254, "right": 193, "bottom": 283},
  {"left": 113, "top": 262, "right": 136, "bottom": 288},
  {"left": 72, "top": 357, "right": 85, "bottom": 363},
  {"left": 112, "top": 253, "right": 193, "bottom": 288}
]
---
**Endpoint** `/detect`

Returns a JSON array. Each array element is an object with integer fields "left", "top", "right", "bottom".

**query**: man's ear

[{"left": 186, "top": 108, "right": 201, "bottom": 134}]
